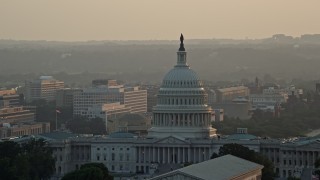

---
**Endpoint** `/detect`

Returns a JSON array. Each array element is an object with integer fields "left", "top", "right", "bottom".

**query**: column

[
  {"left": 157, "top": 147, "right": 160, "bottom": 163},
  {"left": 183, "top": 147, "right": 185, "bottom": 163},
  {"left": 153, "top": 147, "right": 156, "bottom": 163},
  {"left": 193, "top": 114, "right": 195, "bottom": 127},
  {"left": 162, "top": 147, "right": 166, "bottom": 164},
  {"left": 198, "top": 147, "right": 201, "bottom": 162},
  {"left": 173, "top": 147, "right": 175, "bottom": 163},
  {"left": 195, "top": 114, "right": 198, "bottom": 126},
  {"left": 137, "top": 146, "right": 139, "bottom": 163},
  {"left": 143, "top": 146, "right": 146, "bottom": 163},
  {"left": 188, "top": 147, "right": 191, "bottom": 162},
  {"left": 202, "top": 114, "right": 204, "bottom": 126},
  {"left": 149, "top": 147, "right": 151, "bottom": 163},
  {"left": 178, "top": 147, "right": 181, "bottom": 163},
  {"left": 193, "top": 148, "right": 196, "bottom": 162},
  {"left": 168, "top": 147, "right": 170, "bottom": 163}
]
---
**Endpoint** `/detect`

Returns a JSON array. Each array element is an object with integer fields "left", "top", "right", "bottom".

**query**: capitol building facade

[{"left": 48, "top": 35, "right": 320, "bottom": 179}]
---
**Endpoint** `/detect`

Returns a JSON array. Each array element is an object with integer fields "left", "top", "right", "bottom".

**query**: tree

[
  {"left": 67, "top": 116, "right": 106, "bottom": 134},
  {"left": 212, "top": 143, "right": 275, "bottom": 180},
  {"left": 0, "top": 139, "right": 55, "bottom": 180},
  {"left": 62, "top": 163, "right": 113, "bottom": 180},
  {"left": 23, "top": 139, "right": 55, "bottom": 180},
  {"left": 314, "top": 158, "right": 320, "bottom": 178}
]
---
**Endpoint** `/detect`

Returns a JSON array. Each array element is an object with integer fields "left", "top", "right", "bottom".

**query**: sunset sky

[{"left": 1, "top": 0, "right": 319, "bottom": 41}]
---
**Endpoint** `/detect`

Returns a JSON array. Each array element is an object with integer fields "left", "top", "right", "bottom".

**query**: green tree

[
  {"left": 0, "top": 139, "right": 55, "bottom": 180},
  {"left": 23, "top": 139, "right": 55, "bottom": 180},
  {"left": 314, "top": 158, "right": 320, "bottom": 178},
  {"left": 67, "top": 116, "right": 106, "bottom": 134},
  {"left": 62, "top": 163, "right": 113, "bottom": 180},
  {"left": 212, "top": 143, "right": 275, "bottom": 180}
]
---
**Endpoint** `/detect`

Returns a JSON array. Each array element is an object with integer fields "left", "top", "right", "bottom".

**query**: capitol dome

[
  {"left": 148, "top": 34, "right": 217, "bottom": 139},
  {"left": 162, "top": 68, "right": 202, "bottom": 88}
]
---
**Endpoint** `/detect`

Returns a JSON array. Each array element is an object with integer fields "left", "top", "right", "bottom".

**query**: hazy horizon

[{"left": 1, "top": 0, "right": 320, "bottom": 41}]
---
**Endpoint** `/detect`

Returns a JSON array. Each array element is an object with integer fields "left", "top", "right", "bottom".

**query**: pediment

[{"left": 154, "top": 136, "right": 188, "bottom": 145}]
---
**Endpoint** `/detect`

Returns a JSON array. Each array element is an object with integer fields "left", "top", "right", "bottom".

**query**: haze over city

[
  {"left": 2, "top": 1, "right": 320, "bottom": 180},
  {"left": 1, "top": 0, "right": 320, "bottom": 41}
]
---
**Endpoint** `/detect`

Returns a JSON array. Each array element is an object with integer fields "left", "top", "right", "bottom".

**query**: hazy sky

[{"left": 1, "top": 0, "right": 320, "bottom": 41}]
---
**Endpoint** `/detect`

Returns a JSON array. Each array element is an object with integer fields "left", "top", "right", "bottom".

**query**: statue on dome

[{"left": 179, "top": 33, "right": 185, "bottom": 51}]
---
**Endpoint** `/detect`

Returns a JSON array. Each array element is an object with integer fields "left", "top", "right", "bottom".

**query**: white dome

[
  {"left": 148, "top": 34, "right": 216, "bottom": 139},
  {"left": 162, "top": 67, "right": 202, "bottom": 88}
]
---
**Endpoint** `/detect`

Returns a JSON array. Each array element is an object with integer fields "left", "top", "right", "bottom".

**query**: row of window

[
  {"left": 158, "top": 98, "right": 206, "bottom": 105},
  {"left": 96, "top": 153, "right": 130, "bottom": 161},
  {"left": 162, "top": 80, "right": 201, "bottom": 87},
  {"left": 96, "top": 147, "right": 130, "bottom": 151}
]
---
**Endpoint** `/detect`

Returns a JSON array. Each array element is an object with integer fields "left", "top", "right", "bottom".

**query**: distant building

[
  {"left": 0, "top": 89, "right": 21, "bottom": 108},
  {"left": 0, "top": 106, "right": 35, "bottom": 124},
  {"left": 56, "top": 88, "right": 82, "bottom": 108},
  {"left": 92, "top": 79, "right": 118, "bottom": 87},
  {"left": 215, "top": 86, "right": 249, "bottom": 103},
  {"left": 213, "top": 97, "right": 251, "bottom": 120},
  {"left": 0, "top": 122, "right": 50, "bottom": 139},
  {"left": 250, "top": 94, "right": 287, "bottom": 106},
  {"left": 0, "top": 105, "right": 50, "bottom": 139},
  {"left": 73, "top": 83, "right": 147, "bottom": 117},
  {"left": 25, "top": 76, "right": 64, "bottom": 103},
  {"left": 250, "top": 86, "right": 293, "bottom": 106},
  {"left": 107, "top": 113, "right": 151, "bottom": 135},
  {"left": 123, "top": 86, "right": 147, "bottom": 114},
  {"left": 87, "top": 103, "right": 131, "bottom": 132},
  {"left": 150, "top": 155, "right": 263, "bottom": 180},
  {"left": 246, "top": 77, "right": 262, "bottom": 94},
  {"left": 213, "top": 109, "right": 224, "bottom": 122},
  {"left": 145, "top": 85, "right": 159, "bottom": 112}
]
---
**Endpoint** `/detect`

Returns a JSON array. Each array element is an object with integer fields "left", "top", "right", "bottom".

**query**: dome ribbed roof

[
  {"left": 163, "top": 67, "right": 199, "bottom": 81},
  {"left": 162, "top": 67, "right": 202, "bottom": 88}
]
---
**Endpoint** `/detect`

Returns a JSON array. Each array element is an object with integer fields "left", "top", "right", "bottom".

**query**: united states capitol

[{"left": 30, "top": 35, "right": 320, "bottom": 179}]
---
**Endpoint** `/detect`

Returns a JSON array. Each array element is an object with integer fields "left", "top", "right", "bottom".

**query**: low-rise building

[
  {"left": 0, "top": 106, "right": 35, "bottom": 124},
  {"left": 0, "top": 89, "right": 21, "bottom": 108},
  {"left": 249, "top": 94, "right": 287, "bottom": 106},
  {"left": 0, "top": 122, "right": 50, "bottom": 138},
  {"left": 215, "top": 86, "right": 249, "bottom": 103},
  {"left": 150, "top": 155, "right": 263, "bottom": 180},
  {"left": 73, "top": 84, "right": 147, "bottom": 117}
]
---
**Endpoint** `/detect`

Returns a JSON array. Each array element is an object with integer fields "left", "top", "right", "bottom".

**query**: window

[
  {"left": 112, "top": 153, "right": 115, "bottom": 161},
  {"left": 97, "top": 156, "right": 100, "bottom": 161}
]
